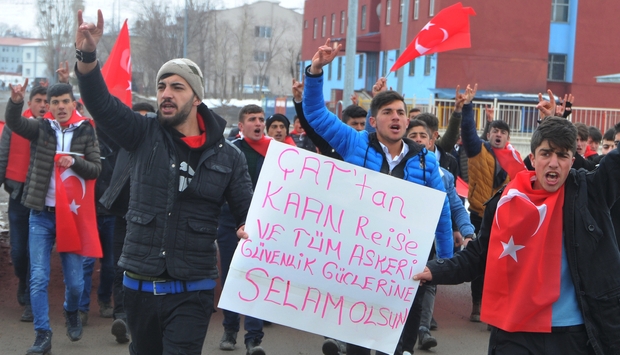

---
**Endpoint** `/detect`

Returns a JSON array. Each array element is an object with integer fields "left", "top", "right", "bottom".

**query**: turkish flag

[
  {"left": 54, "top": 154, "right": 102, "bottom": 258},
  {"left": 493, "top": 143, "right": 526, "bottom": 181},
  {"left": 456, "top": 176, "right": 468, "bottom": 198},
  {"left": 391, "top": 2, "right": 476, "bottom": 72},
  {"left": 101, "top": 20, "right": 132, "bottom": 107},
  {"left": 481, "top": 170, "right": 564, "bottom": 332}
]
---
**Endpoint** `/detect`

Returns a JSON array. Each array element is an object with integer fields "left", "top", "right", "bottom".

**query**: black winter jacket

[
  {"left": 427, "top": 147, "right": 620, "bottom": 355},
  {"left": 77, "top": 65, "right": 253, "bottom": 281}
]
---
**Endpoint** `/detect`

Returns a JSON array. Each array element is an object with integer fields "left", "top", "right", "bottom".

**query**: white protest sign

[{"left": 219, "top": 141, "right": 446, "bottom": 354}]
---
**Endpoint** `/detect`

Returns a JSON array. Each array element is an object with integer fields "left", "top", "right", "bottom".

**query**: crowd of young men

[{"left": 1, "top": 8, "right": 619, "bottom": 355}]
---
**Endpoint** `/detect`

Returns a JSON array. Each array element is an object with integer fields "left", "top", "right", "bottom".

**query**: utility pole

[
  {"left": 343, "top": 0, "right": 358, "bottom": 108},
  {"left": 396, "top": 0, "right": 410, "bottom": 94}
]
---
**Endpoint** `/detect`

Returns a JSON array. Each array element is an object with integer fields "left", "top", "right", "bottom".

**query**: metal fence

[{"left": 356, "top": 97, "right": 620, "bottom": 138}]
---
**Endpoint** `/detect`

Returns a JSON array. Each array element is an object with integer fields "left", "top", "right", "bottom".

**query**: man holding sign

[{"left": 302, "top": 38, "right": 453, "bottom": 355}]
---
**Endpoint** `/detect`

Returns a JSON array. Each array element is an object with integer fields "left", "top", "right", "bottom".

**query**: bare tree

[
  {"left": 36, "top": 0, "right": 84, "bottom": 83},
  {"left": 230, "top": 6, "right": 255, "bottom": 99},
  {"left": 0, "top": 23, "right": 32, "bottom": 38},
  {"left": 204, "top": 15, "right": 234, "bottom": 99}
]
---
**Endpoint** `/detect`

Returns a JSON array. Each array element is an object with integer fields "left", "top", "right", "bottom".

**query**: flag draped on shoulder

[
  {"left": 54, "top": 154, "right": 101, "bottom": 258},
  {"left": 391, "top": 2, "right": 476, "bottom": 72},
  {"left": 481, "top": 170, "right": 564, "bottom": 332},
  {"left": 101, "top": 19, "right": 132, "bottom": 106},
  {"left": 493, "top": 143, "right": 526, "bottom": 180}
]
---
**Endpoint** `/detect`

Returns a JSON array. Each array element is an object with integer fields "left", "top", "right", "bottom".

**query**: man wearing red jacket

[{"left": 0, "top": 85, "right": 48, "bottom": 323}]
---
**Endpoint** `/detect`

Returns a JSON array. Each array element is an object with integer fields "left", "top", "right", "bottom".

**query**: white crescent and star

[
  {"left": 416, "top": 21, "right": 450, "bottom": 55},
  {"left": 495, "top": 189, "right": 547, "bottom": 236},
  {"left": 60, "top": 169, "right": 86, "bottom": 215},
  {"left": 499, "top": 236, "right": 525, "bottom": 262}
]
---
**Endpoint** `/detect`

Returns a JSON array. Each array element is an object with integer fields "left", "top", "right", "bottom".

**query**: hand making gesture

[
  {"left": 292, "top": 79, "right": 304, "bottom": 102},
  {"left": 536, "top": 89, "right": 557, "bottom": 119},
  {"left": 463, "top": 84, "right": 478, "bottom": 105},
  {"left": 8, "top": 78, "right": 28, "bottom": 104},
  {"left": 309, "top": 38, "right": 342, "bottom": 75},
  {"left": 372, "top": 77, "right": 388, "bottom": 97},
  {"left": 555, "top": 93, "right": 574, "bottom": 118},
  {"left": 75, "top": 10, "right": 104, "bottom": 73},
  {"left": 56, "top": 61, "right": 70, "bottom": 84},
  {"left": 454, "top": 85, "right": 467, "bottom": 112}
]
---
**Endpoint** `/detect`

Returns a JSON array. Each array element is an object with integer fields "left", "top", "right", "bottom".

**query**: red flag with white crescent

[
  {"left": 101, "top": 19, "right": 132, "bottom": 106},
  {"left": 493, "top": 143, "right": 527, "bottom": 180},
  {"left": 391, "top": 2, "right": 476, "bottom": 72},
  {"left": 481, "top": 170, "right": 564, "bottom": 332},
  {"left": 54, "top": 154, "right": 101, "bottom": 258}
]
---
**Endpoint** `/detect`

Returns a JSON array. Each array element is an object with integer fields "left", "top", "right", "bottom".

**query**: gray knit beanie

[{"left": 156, "top": 58, "right": 204, "bottom": 101}]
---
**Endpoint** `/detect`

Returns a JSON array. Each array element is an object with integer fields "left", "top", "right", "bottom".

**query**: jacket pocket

[
  {"left": 124, "top": 209, "right": 157, "bottom": 258},
  {"left": 185, "top": 219, "right": 218, "bottom": 262},
  {"left": 194, "top": 163, "right": 233, "bottom": 201}
]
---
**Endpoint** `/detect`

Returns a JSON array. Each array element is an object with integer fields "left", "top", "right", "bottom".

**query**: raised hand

[
  {"left": 536, "top": 89, "right": 556, "bottom": 119},
  {"left": 464, "top": 84, "right": 478, "bottom": 104},
  {"left": 485, "top": 104, "right": 494, "bottom": 122},
  {"left": 454, "top": 85, "right": 467, "bottom": 112},
  {"left": 372, "top": 77, "right": 388, "bottom": 97},
  {"left": 309, "top": 38, "right": 342, "bottom": 75},
  {"left": 350, "top": 93, "right": 359, "bottom": 106},
  {"left": 56, "top": 61, "right": 70, "bottom": 84},
  {"left": 76, "top": 10, "right": 104, "bottom": 52},
  {"left": 292, "top": 79, "right": 303, "bottom": 102},
  {"left": 8, "top": 78, "right": 28, "bottom": 104}
]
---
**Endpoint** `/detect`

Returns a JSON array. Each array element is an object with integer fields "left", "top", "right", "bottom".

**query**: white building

[
  {"left": 204, "top": 0, "right": 302, "bottom": 98},
  {"left": 0, "top": 37, "right": 48, "bottom": 86}
]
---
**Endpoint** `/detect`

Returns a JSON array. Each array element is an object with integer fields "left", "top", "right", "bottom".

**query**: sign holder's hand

[
  {"left": 413, "top": 267, "right": 433, "bottom": 284},
  {"left": 8, "top": 78, "right": 28, "bottom": 104},
  {"left": 309, "top": 38, "right": 342, "bottom": 75},
  {"left": 236, "top": 225, "right": 249, "bottom": 240}
]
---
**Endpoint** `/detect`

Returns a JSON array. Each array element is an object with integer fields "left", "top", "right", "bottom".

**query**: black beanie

[{"left": 266, "top": 114, "right": 291, "bottom": 135}]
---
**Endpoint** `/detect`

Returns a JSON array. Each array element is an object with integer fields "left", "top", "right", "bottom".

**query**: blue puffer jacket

[
  {"left": 440, "top": 167, "right": 475, "bottom": 237},
  {"left": 302, "top": 68, "right": 453, "bottom": 259}
]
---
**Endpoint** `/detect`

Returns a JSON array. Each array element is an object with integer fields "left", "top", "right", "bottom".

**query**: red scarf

[
  {"left": 43, "top": 109, "right": 85, "bottom": 126},
  {"left": 290, "top": 129, "right": 302, "bottom": 135},
  {"left": 584, "top": 145, "right": 597, "bottom": 158},
  {"left": 482, "top": 170, "right": 564, "bottom": 332},
  {"left": 5, "top": 109, "right": 34, "bottom": 182},
  {"left": 493, "top": 143, "right": 526, "bottom": 180},
  {"left": 244, "top": 136, "right": 272, "bottom": 157},
  {"left": 180, "top": 113, "right": 207, "bottom": 148},
  {"left": 283, "top": 135, "right": 297, "bottom": 146}
]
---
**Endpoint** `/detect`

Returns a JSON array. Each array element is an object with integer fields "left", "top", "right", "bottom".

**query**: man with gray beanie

[{"left": 74, "top": 10, "right": 253, "bottom": 355}]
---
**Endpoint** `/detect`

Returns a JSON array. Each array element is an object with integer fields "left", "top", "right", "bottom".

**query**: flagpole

[
  {"left": 343, "top": 0, "right": 358, "bottom": 108},
  {"left": 396, "top": 0, "right": 410, "bottom": 95}
]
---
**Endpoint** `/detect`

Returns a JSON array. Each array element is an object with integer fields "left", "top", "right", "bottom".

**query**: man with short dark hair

[
  {"left": 341, "top": 104, "right": 367, "bottom": 131},
  {"left": 415, "top": 112, "right": 620, "bottom": 354},
  {"left": 6, "top": 81, "right": 101, "bottom": 354},
  {"left": 0, "top": 85, "right": 47, "bottom": 323},
  {"left": 303, "top": 38, "right": 452, "bottom": 355},
  {"left": 601, "top": 128, "right": 616, "bottom": 155},
  {"left": 75, "top": 10, "right": 253, "bottom": 355},
  {"left": 408, "top": 107, "right": 421, "bottom": 119},
  {"left": 588, "top": 125, "right": 602, "bottom": 153},
  {"left": 266, "top": 113, "right": 293, "bottom": 144}
]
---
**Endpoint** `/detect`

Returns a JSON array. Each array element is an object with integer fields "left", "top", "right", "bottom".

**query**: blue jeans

[
  {"left": 80, "top": 214, "right": 116, "bottom": 312},
  {"left": 217, "top": 204, "right": 264, "bottom": 344},
  {"left": 9, "top": 194, "right": 31, "bottom": 305},
  {"left": 29, "top": 209, "right": 84, "bottom": 331}
]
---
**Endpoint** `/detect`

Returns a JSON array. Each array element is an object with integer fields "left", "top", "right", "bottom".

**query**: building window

[
  {"left": 382, "top": 51, "right": 388, "bottom": 77},
  {"left": 254, "top": 51, "right": 270, "bottom": 62},
  {"left": 551, "top": 0, "right": 569, "bottom": 22},
  {"left": 548, "top": 54, "right": 567, "bottom": 81},
  {"left": 413, "top": 0, "right": 419, "bottom": 19},
  {"left": 253, "top": 75, "right": 269, "bottom": 87},
  {"left": 255, "top": 26, "right": 272, "bottom": 38},
  {"left": 26, "top": 53, "right": 31, "bottom": 60},
  {"left": 322, "top": 16, "right": 327, "bottom": 37},
  {"left": 429, "top": 0, "right": 435, "bottom": 16},
  {"left": 304, "top": 20, "right": 308, "bottom": 29},
  {"left": 26, "top": 68, "right": 31, "bottom": 75},
  {"left": 341, "top": 11, "right": 346, "bottom": 34},
  {"left": 399, "top": 0, "right": 405, "bottom": 23},
  {"left": 361, "top": 5, "right": 367, "bottom": 30},
  {"left": 358, "top": 54, "right": 364, "bottom": 78},
  {"left": 409, "top": 60, "right": 415, "bottom": 76},
  {"left": 386, "top": 0, "right": 392, "bottom": 25},
  {"left": 331, "top": 13, "right": 336, "bottom": 36},
  {"left": 313, "top": 18, "right": 318, "bottom": 39},
  {"left": 336, "top": 57, "right": 343, "bottom": 80},
  {"left": 328, "top": 63, "right": 332, "bottom": 80},
  {"left": 424, "top": 55, "right": 432, "bottom": 75}
]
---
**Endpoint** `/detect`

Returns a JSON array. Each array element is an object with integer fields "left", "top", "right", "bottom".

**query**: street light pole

[
  {"left": 183, "top": 0, "right": 188, "bottom": 58},
  {"left": 396, "top": 0, "right": 410, "bottom": 95},
  {"left": 343, "top": 0, "right": 358, "bottom": 108}
]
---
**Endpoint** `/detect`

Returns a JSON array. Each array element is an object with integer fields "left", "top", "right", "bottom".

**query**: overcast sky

[{"left": 0, "top": 0, "right": 305, "bottom": 37}]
